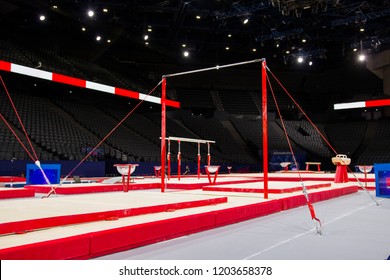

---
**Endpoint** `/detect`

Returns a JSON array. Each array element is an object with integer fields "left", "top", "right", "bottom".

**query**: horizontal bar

[
  {"left": 160, "top": 136, "right": 215, "bottom": 144},
  {"left": 163, "top": 58, "right": 265, "bottom": 78}
]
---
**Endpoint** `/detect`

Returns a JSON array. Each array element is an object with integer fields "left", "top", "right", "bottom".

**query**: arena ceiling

[{"left": 1, "top": 0, "right": 390, "bottom": 70}]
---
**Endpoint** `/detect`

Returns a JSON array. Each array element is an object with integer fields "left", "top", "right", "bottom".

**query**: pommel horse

[{"left": 331, "top": 154, "right": 351, "bottom": 183}]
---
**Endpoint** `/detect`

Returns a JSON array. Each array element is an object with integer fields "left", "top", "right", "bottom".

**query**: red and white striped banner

[
  {"left": 334, "top": 99, "right": 390, "bottom": 110},
  {"left": 0, "top": 60, "right": 180, "bottom": 108}
]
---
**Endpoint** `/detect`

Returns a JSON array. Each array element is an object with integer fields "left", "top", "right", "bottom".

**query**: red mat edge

[
  {"left": 0, "top": 188, "right": 35, "bottom": 199},
  {"left": 0, "top": 197, "right": 228, "bottom": 236},
  {"left": 203, "top": 183, "right": 332, "bottom": 194}
]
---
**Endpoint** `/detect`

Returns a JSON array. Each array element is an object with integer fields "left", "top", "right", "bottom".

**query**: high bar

[
  {"left": 162, "top": 58, "right": 265, "bottom": 78},
  {"left": 160, "top": 136, "right": 216, "bottom": 144}
]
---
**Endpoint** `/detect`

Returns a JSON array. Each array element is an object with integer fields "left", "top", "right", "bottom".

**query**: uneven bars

[
  {"left": 160, "top": 136, "right": 216, "bottom": 144},
  {"left": 163, "top": 58, "right": 265, "bottom": 78}
]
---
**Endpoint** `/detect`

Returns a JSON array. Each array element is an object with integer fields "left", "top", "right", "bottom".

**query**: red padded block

[
  {"left": 215, "top": 200, "right": 282, "bottom": 226},
  {"left": 343, "top": 186, "right": 358, "bottom": 194},
  {"left": 0, "top": 176, "right": 26, "bottom": 183},
  {"left": 0, "top": 188, "right": 35, "bottom": 199},
  {"left": 0, "top": 234, "right": 91, "bottom": 260},
  {"left": 280, "top": 195, "right": 307, "bottom": 210},
  {"left": 89, "top": 212, "right": 216, "bottom": 256}
]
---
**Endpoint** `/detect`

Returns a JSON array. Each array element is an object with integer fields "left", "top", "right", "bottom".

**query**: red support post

[
  {"left": 197, "top": 143, "right": 201, "bottom": 179},
  {"left": 262, "top": 60, "right": 268, "bottom": 199},
  {"left": 161, "top": 78, "right": 166, "bottom": 192},
  {"left": 167, "top": 139, "right": 171, "bottom": 180},
  {"left": 177, "top": 141, "right": 181, "bottom": 181},
  {"left": 207, "top": 142, "right": 211, "bottom": 166}
]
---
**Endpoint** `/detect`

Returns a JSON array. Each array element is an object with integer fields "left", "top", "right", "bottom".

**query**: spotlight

[
  {"left": 309, "top": 61, "right": 313, "bottom": 66},
  {"left": 39, "top": 15, "right": 46, "bottom": 21},
  {"left": 182, "top": 44, "right": 187, "bottom": 47},
  {"left": 243, "top": 18, "right": 249, "bottom": 24},
  {"left": 196, "top": 15, "right": 201, "bottom": 20},
  {"left": 297, "top": 56, "right": 304, "bottom": 63},
  {"left": 81, "top": 27, "right": 86, "bottom": 31},
  {"left": 358, "top": 54, "right": 366, "bottom": 61},
  {"left": 88, "top": 10, "right": 94, "bottom": 17},
  {"left": 96, "top": 35, "right": 101, "bottom": 41},
  {"left": 225, "top": 46, "right": 230, "bottom": 50},
  {"left": 144, "top": 35, "right": 149, "bottom": 41},
  {"left": 252, "top": 48, "right": 257, "bottom": 52},
  {"left": 228, "top": 34, "right": 232, "bottom": 38},
  {"left": 103, "top": 8, "right": 108, "bottom": 13},
  {"left": 183, "top": 51, "right": 189, "bottom": 57}
]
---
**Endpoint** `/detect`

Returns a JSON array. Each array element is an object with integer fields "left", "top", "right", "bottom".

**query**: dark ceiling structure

[{"left": 1, "top": 0, "right": 390, "bottom": 70}]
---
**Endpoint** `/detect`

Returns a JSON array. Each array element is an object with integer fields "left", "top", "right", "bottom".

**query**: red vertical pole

[
  {"left": 167, "top": 139, "right": 171, "bottom": 180},
  {"left": 161, "top": 78, "right": 166, "bottom": 192},
  {"left": 262, "top": 60, "right": 268, "bottom": 199},
  {"left": 177, "top": 140, "right": 181, "bottom": 181},
  {"left": 197, "top": 142, "right": 201, "bottom": 179},
  {"left": 207, "top": 142, "right": 211, "bottom": 166}
]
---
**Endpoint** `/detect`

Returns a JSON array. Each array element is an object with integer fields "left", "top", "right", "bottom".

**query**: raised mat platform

[{"left": 0, "top": 172, "right": 372, "bottom": 259}]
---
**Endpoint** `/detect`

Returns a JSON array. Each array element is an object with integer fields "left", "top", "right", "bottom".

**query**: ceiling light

[
  {"left": 243, "top": 18, "right": 249, "bottom": 24},
  {"left": 147, "top": 27, "right": 152, "bottom": 32},
  {"left": 53, "top": 5, "right": 58, "bottom": 9},
  {"left": 196, "top": 15, "right": 201, "bottom": 20},
  {"left": 225, "top": 46, "right": 230, "bottom": 50},
  {"left": 144, "top": 35, "right": 149, "bottom": 41},
  {"left": 297, "top": 56, "right": 304, "bottom": 63},
  {"left": 88, "top": 10, "right": 94, "bottom": 17},
  {"left": 309, "top": 61, "right": 313, "bottom": 66},
  {"left": 302, "top": 39, "right": 307, "bottom": 43},
  {"left": 39, "top": 15, "right": 46, "bottom": 21},
  {"left": 360, "top": 27, "right": 365, "bottom": 32},
  {"left": 96, "top": 35, "right": 101, "bottom": 41},
  {"left": 145, "top": 42, "right": 149, "bottom": 45},
  {"left": 103, "top": 8, "right": 108, "bottom": 13},
  {"left": 183, "top": 51, "right": 189, "bottom": 57},
  {"left": 228, "top": 34, "right": 232, "bottom": 38},
  {"left": 252, "top": 48, "right": 257, "bottom": 52},
  {"left": 285, "top": 50, "right": 290, "bottom": 54},
  {"left": 81, "top": 27, "right": 86, "bottom": 32},
  {"left": 107, "top": 39, "right": 111, "bottom": 43},
  {"left": 353, "top": 48, "right": 358, "bottom": 52},
  {"left": 358, "top": 54, "right": 366, "bottom": 61},
  {"left": 182, "top": 44, "right": 186, "bottom": 47}
]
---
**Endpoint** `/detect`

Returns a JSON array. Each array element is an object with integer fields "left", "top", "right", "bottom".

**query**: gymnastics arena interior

[{"left": 0, "top": 1, "right": 390, "bottom": 261}]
